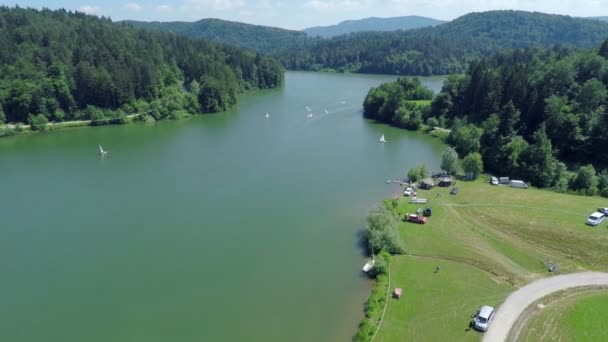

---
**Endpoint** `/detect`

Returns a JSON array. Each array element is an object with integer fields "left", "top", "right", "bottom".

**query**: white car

[
  {"left": 403, "top": 187, "right": 414, "bottom": 196},
  {"left": 489, "top": 177, "right": 499, "bottom": 186},
  {"left": 586, "top": 212, "right": 605, "bottom": 226},
  {"left": 471, "top": 305, "right": 494, "bottom": 332}
]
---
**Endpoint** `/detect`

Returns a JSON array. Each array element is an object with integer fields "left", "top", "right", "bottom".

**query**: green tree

[
  {"left": 441, "top": 147, "right": 459, "bottom": 175},
  {"left": 570, "top": 164, "right": 599, "bottom": 195},
  {"left": 407, "top": 164, "right": 428, "bottom": 182},
  {"left": 0, "top": 107, "right": 5, "bottom": 123},
  {"left": 600, "top": 39, "right": 608, "bottom": 59},
  {"left": 462, "top": 153, "right": 483, "bottom": 179},
  {"left": 365, "top": 206, "right": 406, "bottom": 255},
  {"left": 28, "top": 114, "right": 48, "bottom": 131},
  {"left": 521, "top": 126, "right": 560, "bottom": 188}
]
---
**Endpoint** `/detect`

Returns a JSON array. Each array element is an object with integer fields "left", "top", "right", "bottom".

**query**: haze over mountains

[
  {"left": 126, "top": 10, "right": 608, "bottom": 76},
  {"left": 302, "top": 16, "right": 446, "bottom": 38}
]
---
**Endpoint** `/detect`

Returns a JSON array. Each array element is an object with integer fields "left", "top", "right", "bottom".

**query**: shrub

[
  {"left": 365, "top": 206, "right": 406, "bottom": 255},
  {"left": 28, "top": 114, "right": 48, "bottom": 131},
  {"left": 407, "top": 164, "right": 428, "bottom": 182}
]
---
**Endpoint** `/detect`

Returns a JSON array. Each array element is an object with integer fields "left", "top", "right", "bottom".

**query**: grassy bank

[
  {"left": 519, "top": 289, "right": 608, "bottom": 341},
  {"left": 368, "top": 178, "right": 608, "bottom": 341}
]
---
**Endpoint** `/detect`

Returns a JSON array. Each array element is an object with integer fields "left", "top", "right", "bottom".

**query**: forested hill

[
  {"left": 363, "top": 41, "right": 608, "bottom": 195},
  {"left": 124, "top": 18, "right": 312, "bottom": 55},
  {"left": 431, "top": 11, "right": 608, "bottom": 50},
  {"left": 0, "top": 7, "right": 283, "bottom": 126},
  {"left": 280, "top": 10, "right": 608, "bottom": 75},
  {"left": 303, "top": 16, "right": 445, "bottom": 38}
]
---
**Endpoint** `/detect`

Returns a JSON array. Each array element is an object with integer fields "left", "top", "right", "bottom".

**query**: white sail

[
  {"left": 265, "top": 112, "right": 270, "bottom": 118},
  {"left": 324, "top": 109, "right": 329, "bottom": 114},
  {"left": 98, "top": 145, "right": 107, "bottom": 155},
  {"left": 307, "top": 113, "right": 313, "bottom": 118},
  {"left": 379, "top": 134, "right": 386, "bottom": 143},
  {"left": 305, "top": 106, "right": 311, "bottom": 112}
]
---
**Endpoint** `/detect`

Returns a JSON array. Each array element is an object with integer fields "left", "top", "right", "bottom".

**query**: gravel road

[{"left": 482, "top": 272, "right": 608, "bottom": 342}]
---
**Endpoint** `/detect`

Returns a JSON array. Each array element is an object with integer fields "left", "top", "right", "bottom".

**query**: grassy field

[
  {"left": 519, "top": 290, "right": 608, "bottom": 341},
  {"left": 374, "top": 177, "right": 608, "bottom": 341}
]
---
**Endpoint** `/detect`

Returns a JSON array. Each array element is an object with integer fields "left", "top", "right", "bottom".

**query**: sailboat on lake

[
  {"left": 98, "top": 145, "right": 108, "bottom": 156},
  {"left": 379, "top": 134, "right": 387, "bottom": 143}
]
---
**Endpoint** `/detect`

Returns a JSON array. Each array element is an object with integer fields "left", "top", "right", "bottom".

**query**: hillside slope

[{"left": 0, "top": 8, "right": 283, "bottom": 126}]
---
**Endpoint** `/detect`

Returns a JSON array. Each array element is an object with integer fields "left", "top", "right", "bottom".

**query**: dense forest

[
  {"left": 280, "top": 11, "right": 608, "bottom": 75},
  {"left": 0, "top": 7, "right": 283, "bottom": 127},
  {"left": 364, "top": 42, "right": 608, "bottom": 196},
  {"left": 125, "top": 18, "right": 313, "bottom": 56},
  {"left": 128, "top": 11, "right": 608, "bottom": 77}
]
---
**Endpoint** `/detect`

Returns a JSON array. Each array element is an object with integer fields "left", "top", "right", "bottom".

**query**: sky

[{"left": 3, "top": 0, "right": 608, "bottom": 30}]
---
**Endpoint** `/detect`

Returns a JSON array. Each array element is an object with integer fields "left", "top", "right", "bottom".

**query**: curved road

[{"left": 482, "top": 272, "right": 608, "bottom": 342}]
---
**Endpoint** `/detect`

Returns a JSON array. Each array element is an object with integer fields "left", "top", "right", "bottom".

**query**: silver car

[{"left": 471, "top": 305, "right": 494, "bottom": 332}]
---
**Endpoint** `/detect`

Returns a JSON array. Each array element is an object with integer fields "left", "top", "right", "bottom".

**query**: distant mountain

[
  {"left": 587, "top": 16, "right": 608, "bottom": 22},
  {"left": 303, "top": 16, "right": 446, "bottom": 37},
  {"left": 124, "top": 18, "right": 312, "bottom": 55},
  {"left": 280, "top": 10, "right": 608, "bottom": 75}
]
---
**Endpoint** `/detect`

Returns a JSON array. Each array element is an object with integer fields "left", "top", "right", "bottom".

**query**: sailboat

[
  {"left": 98, "top": 145, "right": 108, "bottom": 156},
  {"left": 265, "top": 112, "right": 270, "bottom": 119},
  {"left": 324, "top": 109, "right": 329, "bottom": 114},
  {"left": 307, "top": 113, "right": 313, "bottom": 118},
  {"left": 362, "top": 259, "right": 375, "bottom": 273},
  {"left": 379, "top": 134, "right": 387, "bottom": 143},
  {"left": 305, "top": 106, "right": 311, "bottom": 112}
]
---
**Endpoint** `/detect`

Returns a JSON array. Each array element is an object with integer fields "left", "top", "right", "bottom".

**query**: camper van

[{"left": 510, "top": 180, "right": 528, "bottom": 189}]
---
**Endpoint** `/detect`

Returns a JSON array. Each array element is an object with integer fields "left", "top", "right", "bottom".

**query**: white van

[
  {"left": 471, "top": 305, "right": 495, "bottom": 332},
  {"left": 587, "top": 212, "right": 605, "bottom": 226},
  {"left": 510, "top": 180, "right": 528, "bottom": 189}
]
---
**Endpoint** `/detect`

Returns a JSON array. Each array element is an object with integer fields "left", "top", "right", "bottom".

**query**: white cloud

[
  {"left": 78, "top": 5, "right": 101, "bottom": 15},
  {"left": 183, "top": 0, "right": 246, "bottom": 11},
  {"left": 156, "top": 4, "right": 172, "bottom": 12},
  {"left": 303, "top": 0, "right": 375, "bottom": 11},
  {"left": 304, "top": 0, "right": 333, "bottom": 10},
  {"left": 124, "top": 3, "right": 142, "bottom": 11}
]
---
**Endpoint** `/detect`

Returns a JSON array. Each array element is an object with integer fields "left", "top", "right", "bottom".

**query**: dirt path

[{"left": 482, "top": 272, "right": 608, "bottom": 342}]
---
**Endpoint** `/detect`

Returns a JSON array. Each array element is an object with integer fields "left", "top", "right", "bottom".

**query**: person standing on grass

[{"left": 435, "top": 265, "right": 440, "bottom": 273}]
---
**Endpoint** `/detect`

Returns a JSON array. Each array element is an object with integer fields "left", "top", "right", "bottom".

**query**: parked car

[
  {"left": 406, "top": 214, "right": 426, "bottom": 224},
  {"left": 510, "top": 180, "right": 528, "bottom": 189},
  {"left": 403, "top": 187, "right": 414, "bottom": 196},
  {"left": 489, "top": 176, "right": 499, "bottom": 186},
  {"left": 586, "top": 212, "right": 605, "bottom": 226},
  {"left": 471, "top": 305, "right": 495, "bottom": 332},
  {"left": 423, "top": 207, "right": 432, "bottom": 217},
  {"left": 598, "top": 208, "right": 608, "bottom": 215}
]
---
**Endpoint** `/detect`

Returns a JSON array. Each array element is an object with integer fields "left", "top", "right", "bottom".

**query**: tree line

[
  {"left": 363, "top": 40, "right": 608, "bottom": 196},
  {"left": 0, "top": 7, "right": 283, "bottom": 128},
  {"left": 278, "top": 11, "right": 608, "bottom": 76}
]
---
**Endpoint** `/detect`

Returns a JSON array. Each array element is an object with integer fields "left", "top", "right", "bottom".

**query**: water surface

[{"left": 0, "top": 72, "right": 445, "bottom": 341}]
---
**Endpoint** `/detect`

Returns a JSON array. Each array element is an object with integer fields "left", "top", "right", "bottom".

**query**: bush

[
  {"left": 426, "top": 116, "right": 439, "bottom": 127},
  {"left": 365, "top": 206, "right": 406, "bottom": 255},
  {"left": 28, "top": 114, "right": 48, "bottom": 131},
  {"left": 569, "top": 164, "right": 599, "bottom": 196},
  {"left": 462, "top": 152, "right": 483, "bottom": 179},
  {"left": 407, "top": 164, "right": 428, "bottom": 182},
  {"left": 440, "top": 147, "right": 459, "bottom": 175}
]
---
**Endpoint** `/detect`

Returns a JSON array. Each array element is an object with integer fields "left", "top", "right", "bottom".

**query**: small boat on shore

[{"left": 362, "top": 259, "right": 375, "bottom": 273}]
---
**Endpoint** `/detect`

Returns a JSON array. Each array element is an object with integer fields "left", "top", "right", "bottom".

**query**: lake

[{"left": 0, "top": 72, "right": 445, "bottom": 341}]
